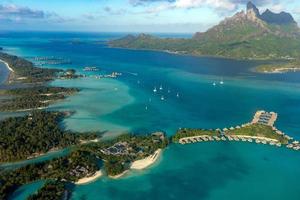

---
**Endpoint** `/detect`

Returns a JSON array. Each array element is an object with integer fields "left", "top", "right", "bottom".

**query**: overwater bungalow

[{"left": 276, "top": 143, "right": 281, "bottom": 147}]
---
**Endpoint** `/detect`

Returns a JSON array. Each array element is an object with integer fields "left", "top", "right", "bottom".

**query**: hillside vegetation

[{"left": 110, "top": 2, "right": 300, "bottom": 61}]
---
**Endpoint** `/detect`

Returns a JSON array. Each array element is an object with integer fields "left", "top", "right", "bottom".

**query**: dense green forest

[
  {"left": 0, "top": 132, "right": 168, "bottom": 199},
  {"left": 0, "top": 86, "right": 79, "bottom": 111},
  {"left": 0, "top": 150, "right": 99, "bottom": 200},
  {"left": 0, "top": 111, "right": 79, "bottom": 162},
  {"left": 0, "top": 52, "right": 60, "bottom": 83},
  {"left": 80, "top": 133, "right": 169, "bottom": 176}
]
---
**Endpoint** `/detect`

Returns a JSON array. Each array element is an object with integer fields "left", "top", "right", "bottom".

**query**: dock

[{"left": 252, "top": 110, "right": 277, "bottom": 126}]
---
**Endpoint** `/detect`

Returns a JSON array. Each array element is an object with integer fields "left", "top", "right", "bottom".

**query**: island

[
  {"left": 172, "top": 111, "right": 298, "bottom": 149},
  {"left": 109, "top": 2, "right": 300, "bottom": 65},
  {"left": 0, "top": 116, "right": 168, "bottom": 200},
  {"left": 0, "top": 87, "right": 79, "bottom": 112},
  {"left": 1, "top": 108, "right": 300, "bottom": 200},
  {"left": 255, "top": 61, "right": 300, "bottom": 73},
  {"left": 0, "top": 111, "right": 99, "bottom": 163},
  {"left": 0, "top": 52, "right": 82, "bottom": 112}
]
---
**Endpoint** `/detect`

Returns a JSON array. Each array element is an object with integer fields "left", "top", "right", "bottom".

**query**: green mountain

[{"left": 109, "top": 1, "right": 300, "bottom": 60}]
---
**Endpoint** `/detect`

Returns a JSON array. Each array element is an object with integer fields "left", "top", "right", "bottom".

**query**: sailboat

[
  {"left": 220, "top": 78, "right": 224, "bottom": 85},
  {"left": 153, "top": 87, "right": 157, "bottom": 93}
]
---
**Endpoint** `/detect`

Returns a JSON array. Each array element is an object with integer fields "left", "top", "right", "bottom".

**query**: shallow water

[{"left": 1, "top": 31, "right": 300, "bottom": 199}]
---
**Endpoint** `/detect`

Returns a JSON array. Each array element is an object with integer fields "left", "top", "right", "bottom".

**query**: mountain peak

[
  {"left": 261, "top": 9, "right": 296, "bottom": 25},
  {"left": 247, "top": 1, "right": 260, "bottom": 16}
]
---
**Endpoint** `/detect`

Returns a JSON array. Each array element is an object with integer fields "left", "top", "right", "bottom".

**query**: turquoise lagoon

[{"left": 1, "top": 32, "right": 300, "bottom": 199}]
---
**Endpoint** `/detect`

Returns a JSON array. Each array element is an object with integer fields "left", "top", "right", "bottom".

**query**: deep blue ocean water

[{"left": 1, "top": 31, "right": 300, "bottom": 200}]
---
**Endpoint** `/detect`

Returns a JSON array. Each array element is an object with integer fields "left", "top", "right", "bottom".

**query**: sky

[{"left": 1, "top": 0, "right": 300, "bottom": 33}]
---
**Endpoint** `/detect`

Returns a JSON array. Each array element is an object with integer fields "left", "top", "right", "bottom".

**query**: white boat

[
  {"left": 176, "top": 93, "right": 179, "bottom": 98},
  {"left": 213, "top": 82, "right": 216, "bottom": 86},
  {"left": 159, "top": 85, "right": 163, "bottom": 90},
  {"left": 220, "top": 78, "right": 224, "bottom": 85},
  {"left": 145, "top": 106, "right": 148, "bottom": 110},
  {"left": 153, "top": 87, "right": 157, "bottom": 93},
  {"left": 161, "top": 96, "right": 165, "bottom": 101}
]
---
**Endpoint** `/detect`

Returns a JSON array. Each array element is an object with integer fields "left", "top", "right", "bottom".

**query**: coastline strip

[
  {"left": 75, "top": 170, "right": 103, "bottom": 185},
  {"left": 130, "top": 149, "right": 162, "bottom": 170},
  {"left": 0, "top": 59, "right": 14, "bottom": 73},
  {"left": 109, "top": 170, "right": 129, "bottom": 179}
]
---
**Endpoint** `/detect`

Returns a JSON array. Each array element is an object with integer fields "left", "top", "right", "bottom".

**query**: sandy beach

[
  {"left": 0, "top": 59, "right": 14, "bottom": 73},
  {"left": 109, "top": 170, "right": 129, "bottom": 179},
  {"left": 75, "top": 170, "right": 103, "bottom": 185},
  {"left": 130, "top": 149, "right": 162, "bottom": 170}
]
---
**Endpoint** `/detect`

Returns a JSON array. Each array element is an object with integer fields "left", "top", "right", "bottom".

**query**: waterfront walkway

[{"left": 179, "top": 135, "right": 282, "bottom": 147}]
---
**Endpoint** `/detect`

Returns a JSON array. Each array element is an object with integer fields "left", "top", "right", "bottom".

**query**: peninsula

[
  {"left": 0, "top": 52, "right": 81, "bottom": 111},
  {"left": 255, "top": 61, "right": 300, "bottom": 73},
  {"left": 0, "top": 126, "right": 168, "bottom": 200},
  {"left": 172, "top": 111, "right": 300, "bottom": 150}
]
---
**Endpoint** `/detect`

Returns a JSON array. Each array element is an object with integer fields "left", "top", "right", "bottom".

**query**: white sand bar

[
  {"left": 131, "top": 149, "right": 162, "bottom": 170},
  {"left": 75, "top": 170, "right": 103, "bottom": 185},
  {"left": 0, "top": 59, "right": 14, "bottom": 72}
]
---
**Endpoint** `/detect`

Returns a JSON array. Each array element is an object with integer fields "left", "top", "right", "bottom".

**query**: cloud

[
  {"left": 132, "top": 0, "right": 238, "bottom": 14},
  {"left": 230, "top": 0, "right": 280, "bottom": 6},
  {"left": 130, "top": 0, "right": 176, "bottom": 6},
  {"left": 0, "top": 4, "right": 45, "bottom": 19},
  {"left": 103, "top": 6, "right": 127, "bottom": 15},
  {"left": 0, "top": 4, "right": 69, "bottom": 24},
  {"left": 129, "top": 0, "right": 282, "bottom": 14}
]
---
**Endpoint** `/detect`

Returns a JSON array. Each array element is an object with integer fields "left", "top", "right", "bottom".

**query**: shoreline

[
  {"left": 75, "top": 170, "right": 103, "bottom": 185},
  {"left": 107, "top": 149, "right": 163, "bottom": 179},
  {"left": 0, "top": 59, "right": 14, "bottom": 84},
  {"left": 109, "top": 170, "right": 129, "bottom": 179},
  {"left": 130, "top": 149, "right": 162, "bottom": 170},
  {"left": 0, "top": 59, "right": 14, "bottom": 73}
]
